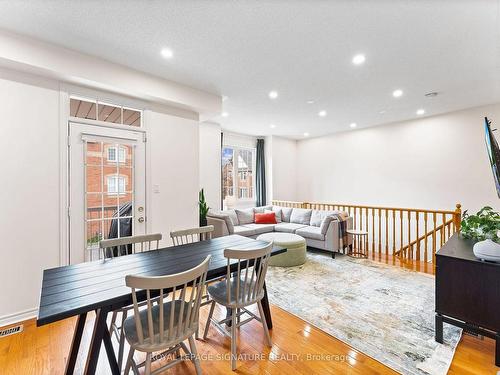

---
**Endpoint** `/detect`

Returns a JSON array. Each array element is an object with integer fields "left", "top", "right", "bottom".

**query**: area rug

[{"left": 265, "top": 252, "right": 462, "bottom": 375}]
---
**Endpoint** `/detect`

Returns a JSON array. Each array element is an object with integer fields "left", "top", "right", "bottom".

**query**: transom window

[
  {"left": 70, "top": 96, "right": 142, "bottom": 127},
  {"left": 222, "top": 146, "right": 255, "bottom": 209}
]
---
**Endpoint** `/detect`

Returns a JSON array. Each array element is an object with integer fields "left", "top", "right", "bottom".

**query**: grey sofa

[{"left": 207, "top": 205, "right": 353, "bottom": 256}]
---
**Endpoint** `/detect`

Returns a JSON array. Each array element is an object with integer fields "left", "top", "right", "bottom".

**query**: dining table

[{"left": 37, "top": 234, "right": 286, "bottom": 375}]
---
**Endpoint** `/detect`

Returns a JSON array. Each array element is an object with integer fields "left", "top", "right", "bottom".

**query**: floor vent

[{"left": 0, "top": 324, "right": 23, "bottom": 338}]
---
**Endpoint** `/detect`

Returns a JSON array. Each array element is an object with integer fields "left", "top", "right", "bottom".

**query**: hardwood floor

[{"left": 0, "top": 253, "right": 497, "bottom": 374}]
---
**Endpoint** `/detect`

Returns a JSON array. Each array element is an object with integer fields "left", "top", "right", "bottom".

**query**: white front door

[{"left": 68, "top": 122, "right": 146, "bottom": 264}]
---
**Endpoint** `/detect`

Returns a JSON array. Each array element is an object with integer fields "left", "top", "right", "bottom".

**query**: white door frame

[{"left": 58, "top": 88, "right": 149, "bottom": 266}]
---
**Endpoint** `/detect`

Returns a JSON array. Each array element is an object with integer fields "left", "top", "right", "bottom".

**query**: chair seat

[
  {"left": 123, "top": 300, "right": 195, "bottom": 350},
  {"left": 207, "top": 278, "right": 264, "bottom": 307}
]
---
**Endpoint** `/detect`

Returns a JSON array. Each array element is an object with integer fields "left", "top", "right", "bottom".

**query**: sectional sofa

[{"left": 207, "top": 205, "right": 353, "bottom": 257}]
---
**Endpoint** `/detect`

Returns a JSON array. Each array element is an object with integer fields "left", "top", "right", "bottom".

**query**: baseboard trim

[{"left": 0, "top": 308, "right": 38, "bottom": 328}]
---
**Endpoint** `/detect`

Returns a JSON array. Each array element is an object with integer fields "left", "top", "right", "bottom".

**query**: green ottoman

[{"left": 257, "top": 232, "right": 307, "bottom": 267}]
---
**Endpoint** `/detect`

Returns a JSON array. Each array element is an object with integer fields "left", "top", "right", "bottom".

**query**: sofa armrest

[
  {"left": 325, "top": 216, "right": 354, "bottom": 251},
  {"left": 207, "top": 216, "right": 229, "bottom": 238}
]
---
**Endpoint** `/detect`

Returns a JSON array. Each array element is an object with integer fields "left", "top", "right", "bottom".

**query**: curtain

[{"left": 255, "top": 138, "right": 266, "bottom": 206}]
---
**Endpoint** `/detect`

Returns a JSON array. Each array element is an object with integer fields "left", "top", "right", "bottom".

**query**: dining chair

[
  {"left": 123, "top": 255, "right": 211, "bottom": 375},
  {"left": 99, "top": 233, "right": 163, "bottom": 370},
  {"left": 203, "top": 242, "right": 273, "bottom": 371},
  {"left": 170, "top": 225, "right": 215, "bottom": 339},
  {"left": 169, "top": 225, "right": 214, "bottom": 246}
]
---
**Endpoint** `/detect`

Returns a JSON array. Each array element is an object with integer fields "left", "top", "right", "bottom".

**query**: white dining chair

[
  {"left": 170, "top": 225, "right": 215, "bottom": 339},
  {"left": 203, "top": 242, "right": 273, "bottom": 371},
  {"left": 99, "top": 233, "right": 162, "bottom": 370},
  {"left": 123, "top": 255, "right": 211, "bottom": 375},
  {"left": 170, "top": 225, "right": 214, "bottom": 246}
]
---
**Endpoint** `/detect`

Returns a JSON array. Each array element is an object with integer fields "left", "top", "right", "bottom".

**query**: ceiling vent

[{"left": 0, "top": 324, "right": 23, "bottom": 338}]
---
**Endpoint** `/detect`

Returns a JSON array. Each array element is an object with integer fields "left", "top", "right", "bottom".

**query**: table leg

[
  {"left": 496, "top": 333, "right": 500, "bottom": 367},
  {"left": 65, "top": 312, "right": 87, "bottom": 375},
  {"left": 435, "top": 313, "right": 443, "bottom": 343},
  {"left": 102, "top": 323, "right": 120, "bottom": 374},
  {"left": 261, "top": 282, "right": 273, "bottom": 329},
  {"left": 84, "top": 307, "right": 119, "bottom": 375}
]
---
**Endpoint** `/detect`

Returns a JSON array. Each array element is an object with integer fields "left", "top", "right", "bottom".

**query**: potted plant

[
  {"left": 199, "top": 188, "right": 210, "bottom": 227},
  {"left": 461, "top": 206, "right": 500, "bottom": 261}
]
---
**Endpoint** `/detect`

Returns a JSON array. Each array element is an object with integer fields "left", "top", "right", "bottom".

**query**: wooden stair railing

[{"left": 271, "top": 200, "right": 461, "bottom": 264}]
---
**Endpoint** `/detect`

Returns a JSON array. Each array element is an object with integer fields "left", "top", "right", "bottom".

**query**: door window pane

[
  {"left": 222, "top": 147, "right": 234, "bottom": 207},
  {"left": 236, "top": 149, "right": 254, "bottom": 199}
]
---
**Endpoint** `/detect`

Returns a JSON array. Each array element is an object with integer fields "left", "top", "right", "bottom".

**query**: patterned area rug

[{"left": 266, "top": 252, "right": 461, "bottom": 375}]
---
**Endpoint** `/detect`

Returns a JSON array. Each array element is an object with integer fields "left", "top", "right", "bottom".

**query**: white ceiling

[{"left": 0, "top": 1, "right": 499, "bottom": 139}]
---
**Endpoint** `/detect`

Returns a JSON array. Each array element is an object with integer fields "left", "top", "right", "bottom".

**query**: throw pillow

[
  {"left": 290, "top": 208, "right": 313, "bottom": 225},
  {"left": 235, "top": 208, "right": 255, "bottom": 225},
  {"left": 254, "top": 205, "right": 272, "bottom": 213},
  {"left": 255, "top": 212, "right": 277, "bottom": 224},
  {"left": 310, "top": 210, "right": 337, "bottom": 227},
  {"left": 207, "top": 211, "right": 234, "bottom": 234},
  {"left": 265, "top": 208, "right": 282, "bottom": 223},
  {"left": 275, "top": 206, "right": 293, "bottom": 222},
  {"left": 220, "top": 209, "right": 239, "bottom": 225}
]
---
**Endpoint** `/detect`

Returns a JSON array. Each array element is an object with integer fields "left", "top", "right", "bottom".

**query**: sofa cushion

[
  {"left": 265, "top": 208, "right": 282, "bottom": 223},
  {"left": 207, "top": 211, "right": 234, "bottom": 234},
  {"left": 235, "top": 208, "right": 255, "bottom": 225},
  {"left": 233, "top": 225, "right": 256, "bottom": 236},
  {"left": 254, "top": 205, "right": 272, "bottom": 213},
  {"left": 310, "top": 210, "right": 337, "bottom": 227},
  {"left": 220, "top": 209, "right": 239, "bottom": 226},
  {"left": 290, "top": 208, "right": 313, "bottom": 225},
  {"left": 241, "top": 223, "right": 275, "bottom": 235},
  {"left": 296, "top": 226, "right": 325, "bottom": 241},
  {"left": 274, "top": 222, "right": 307, "bottom": 233}
]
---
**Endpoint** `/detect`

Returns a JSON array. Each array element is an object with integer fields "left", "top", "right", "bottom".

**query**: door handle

[{"left": 138, "top": 217, "right": 145, "bottom": 223}]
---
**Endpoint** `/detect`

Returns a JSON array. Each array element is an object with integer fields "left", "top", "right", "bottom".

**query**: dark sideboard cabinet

[{"left": 435, "top": 233, "right": 500, "bottom": 366}]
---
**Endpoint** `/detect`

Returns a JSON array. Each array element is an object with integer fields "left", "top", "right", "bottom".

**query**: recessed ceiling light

[
  {"left": 392, "top": 89, "right": 403, "bottom": 98},
  {"left": 303, "top": 132, "right": 310, "bottom": 137},
  {"left": 221, "top": 112, "right": 229, "bottom": 117},
  {"left": 318, "top": 110, "right": 327, "bottom": 117},
  {"left": 350, "top": 123, "right": 357, "bottom": 128},
  {"left": 379, "top": 110, "right": 386, "bottom": 114},
  {"left": 416, "top": 109, "right": 425, "bottom": 115},
  {"left": 160, "top": 48, "right": 173, "bottom": 59},
  {"left": 270, "top": 124, "right": 276, "bottom": 128},
  {"left": 268, "top": 91, "right": 278, "bottom": 99},
  {"left": 352, "top": 54, "right": 366, "bottom": 65},
  {"left": 306, "top": 100, "right": 315, "bottom": 104}
]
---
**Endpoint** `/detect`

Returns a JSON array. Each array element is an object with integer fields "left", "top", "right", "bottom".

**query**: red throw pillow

[{"left": 254, "top": 212, "right": 277, "bottom": 224}]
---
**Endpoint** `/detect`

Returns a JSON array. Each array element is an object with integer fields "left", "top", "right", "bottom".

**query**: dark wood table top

[
  {"left": 436, "top": 233, "right": 500, "bottom": 268},
  {"left": 37, "top": 235, "right": 285, "bottom": 326}
]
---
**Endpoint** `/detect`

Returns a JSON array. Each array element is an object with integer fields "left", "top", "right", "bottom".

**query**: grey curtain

[{"left": 255, "top": 138, "right": 266, "bottom": 206}]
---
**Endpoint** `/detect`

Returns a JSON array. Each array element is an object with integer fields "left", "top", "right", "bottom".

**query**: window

[
  {"left": 107, "top": 146, "right": 126, "bottom": 163},
  {"left": 107, "top": 175, "right": 126, "bottom": 195},
  {"left": 222, "top": 146, "right": 255, "bottom": 208},
  {"left": 70, "top": 96, "right": 142, "bottom": 127}
]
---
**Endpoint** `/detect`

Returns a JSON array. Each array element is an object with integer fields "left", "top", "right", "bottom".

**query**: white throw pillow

[
  {"left": 290, "top": 208, "right": 313, "bottom": 225},
  {"left": 265, "top": 208, "right": 282, "bottom": 223},
  {"left": 310, "top": 210, "right": 337, "bottom": 227},
  {"left": 274, "top": 206, "right": 293, "bottom": 222},
  {"left": 220, "top": 209, "right": 239, "bottom": 225},
  {"left": 235, "top": 208, "right": 255, "bottom": 225}
]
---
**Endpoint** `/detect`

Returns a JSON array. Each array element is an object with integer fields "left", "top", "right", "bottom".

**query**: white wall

[
  {"left": 199, "top": 122, "right": 221, "bottom": 210},
  {"left": 270, "top": 136, "right": 298, "bottom": 202},
  {"left": 147, "top": 111, "right": 200, "bottom": 248},
  {"left": 296, "top": 103, "right": 500, "bottom": 213},
  {"left": 0, "top": 70, "right": 60, "bottom": 323},
  {"left": 0, "top": 69, "right": 203, "bottom": 325}
]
